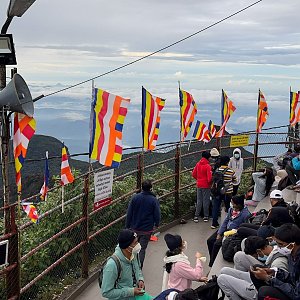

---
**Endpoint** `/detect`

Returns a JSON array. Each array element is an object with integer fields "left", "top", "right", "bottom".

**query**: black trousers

[
  {"left": 207, "top": 230, "right": 223, "bottom": 267},
  {"left": 285, "top": 163, "right": 300, "bottom": 185},
  {"left": 258, "top": 286, "right": 291, "bottom": 300}
]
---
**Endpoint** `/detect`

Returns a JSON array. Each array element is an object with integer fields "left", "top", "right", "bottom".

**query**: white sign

[{"left": 93, "top": 169, "right": 114, "bottom": 211}]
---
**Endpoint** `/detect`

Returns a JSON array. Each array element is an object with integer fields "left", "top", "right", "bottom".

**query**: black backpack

[
  {"left": 287, "top": 202, "right": 300, "bottom": 227},
  {"left": 249, "top": 209, "right": 268, "bottom": 225},
  {"left": 98, "top": 254, "right": 122, "bottom": 289},
  {"left": 211, "top": 168, "right": 229, "bottom": 196},
  {"left": 194, "top": 276, "right": 225, "bottom": 300},
  {"left": 221, "top": 234, "right": 242, "bottom": 262}
]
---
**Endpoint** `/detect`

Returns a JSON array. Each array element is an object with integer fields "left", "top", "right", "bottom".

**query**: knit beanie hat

[
  {"left": 210, "top": 148, "right": 220, "bottom": 157},
  {"left": 164, "top": 233, "right": 182, "bottom": 251},
  {"left": 118, "top": 229, "right": 137, "bottom": 249}
]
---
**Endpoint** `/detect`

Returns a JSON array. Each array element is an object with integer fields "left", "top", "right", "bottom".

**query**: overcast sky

[{"left": 1, "top": 0, "right": 300, "bottom": 157}]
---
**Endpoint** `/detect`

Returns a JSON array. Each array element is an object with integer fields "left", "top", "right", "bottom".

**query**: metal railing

[{"left": 0, "top": 125, "right": 297, "bottom": 299}]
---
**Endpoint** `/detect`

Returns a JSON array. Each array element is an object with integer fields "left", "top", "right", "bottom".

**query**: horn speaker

[{"left": 0, "top": 73, "right": 34, "bottom": 117}]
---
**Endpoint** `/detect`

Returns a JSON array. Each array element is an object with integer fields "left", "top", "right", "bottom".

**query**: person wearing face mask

[
  {"left": 229, "top": 148, "right": 244, "bottom": 196},
  {"left": 162, "top": 233, "right": 207, "bottom": 292},
  {"left": 217, "top": 236, "right": 288, "bottom": 300},
  {"left": 101, "top": 229, "right": 146, "bottom": 300},
  {"left": 252, "top": 223, "right": 300, "bottom": 300}
]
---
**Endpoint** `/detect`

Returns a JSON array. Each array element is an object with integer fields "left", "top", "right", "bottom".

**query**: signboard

[
  {"left": 0, "top": 240, "right": 9, "bottom": 268},
  {"left": 230, "top": 134, "right": 250, "bottom": 148},
  {"left": 94, "top": 169, "right": 114, "bottom": 211}
]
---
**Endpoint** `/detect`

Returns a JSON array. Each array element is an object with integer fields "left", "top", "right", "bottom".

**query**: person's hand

[
  {"left": 133, "top": 287, "right": 145, "bottom": 296},
  {"left": 199, "top": 276, "right": 208, "bottom": 283},
  {"left": 251, "top": 267, "right": 270, "bottom": 281},
  {"left": 138, "top": 280, "right": 145, "bottom": 289},
  {"left": 216, "top": 234, "right": 222, "bottom": 240},
  {"left": 195, "top": 252, "right": 203, "bottom": 259}
]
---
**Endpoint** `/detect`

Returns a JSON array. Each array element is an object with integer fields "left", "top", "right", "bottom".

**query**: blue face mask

[
  {"left": 258, "top": 255, "right": 268, "bottom": 262},
  {"left": 269, "top": 240, "right": 277, "bottom": 246}
]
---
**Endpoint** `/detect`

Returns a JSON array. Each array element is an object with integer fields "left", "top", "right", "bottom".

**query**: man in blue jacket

[{"left": 126, "top": 179, "right": 161, "bottom": 268}]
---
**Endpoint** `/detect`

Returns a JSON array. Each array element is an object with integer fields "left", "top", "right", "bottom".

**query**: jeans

[
  {"left": 136, "top": 232, "right": 151, "bottom": 269},
  {"left": 195, "top": 188, "right": 211, "bottom": 218},
  {"left": 217, "top": 267, "right": 257, "bottom": 300},
  {"left": 211, "top": 193, "right": 232, "bottom": 226}
]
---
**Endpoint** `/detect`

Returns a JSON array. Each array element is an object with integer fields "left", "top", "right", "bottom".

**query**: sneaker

[
  {"left": 211, "top": 224, "right": 219, "bottom": 229},
  {"left": 193, "top": 217, "right": 199, "bottom": 223},
  {"left": 203, "top": 217, "right": 209, "bottom": 222}
]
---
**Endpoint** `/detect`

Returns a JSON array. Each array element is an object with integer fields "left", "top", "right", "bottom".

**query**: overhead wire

[{"left": 37, "top": 0, "right": 263, "bottom": 101}]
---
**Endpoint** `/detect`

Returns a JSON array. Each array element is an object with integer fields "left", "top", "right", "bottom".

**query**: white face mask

[
  {"left": 130, "top": 243, "right": 142, "bottom": 254},
  {"left": 234, "top": 153, "right": 240, "bottom": 159},
  {"left": 277, "top": 243, "right": 294, "bottom": 256}
]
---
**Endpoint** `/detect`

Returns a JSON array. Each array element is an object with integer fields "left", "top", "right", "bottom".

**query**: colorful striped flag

[
  {"left": 256, "top": 90, "right": 269, "bottom": 133},
  {"left": 61, "top": 145, "right": 74, "bottom": 186},
  {"left": 193, "top": 121, "right": 211, "bottom": 143},
  {"left": 208, "top": 120, "right": 216, "bottom": 139},
  {"left": 290, "top": 91, "right": 300, "bottom": 127},
  {"left": 13, "top": 113, "right": 36, "bottom": 193},
  {"left": 142, "top": 87, "right": 165, "bottom": 150},
  {"left": 22, "top": 204, "right": 39, "bottom": 223},
  {"left": 216, "top": 90, "right": 236, "bottom": 137},
  {"left": 40, "top": 151, "right": 50, "bottom": 200},
  {"left": 179, "top": 89, "right": 197, "bottom": 141},
  {"left": 89, "top": 88, "right": 130, "bottom": 168}
]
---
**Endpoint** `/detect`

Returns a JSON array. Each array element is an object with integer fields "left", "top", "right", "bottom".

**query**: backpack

[
  {"left": 211, "top": 168, "right": 229, "bottom": 196},
  {"left": 249, "top": 209, "right": 268, "bottom": 225},
  {"left": 194, "top": 275, "right": 225, "bottom": 300},
  {"left": 221, "top": 234, "right": 242, "bottom": 262},
  {"left": 98, "top": 254, "right": 122, "bottom": 289},
  {"left": 287, "top": 202, "right": 300, "bottom": 227}
]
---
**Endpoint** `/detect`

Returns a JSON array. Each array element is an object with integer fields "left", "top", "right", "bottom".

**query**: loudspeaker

[{"left": 0, "top": 73, "right": 34, "bottom": 117}]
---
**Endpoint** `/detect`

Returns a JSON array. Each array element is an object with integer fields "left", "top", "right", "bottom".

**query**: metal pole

[{"left": 174, "top": 144, "right": 180, "bottom": 218}]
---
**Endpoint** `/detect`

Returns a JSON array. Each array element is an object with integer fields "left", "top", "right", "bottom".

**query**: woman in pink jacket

[
  {"left": 162, "top": 233, "right": 207, "bottom": 292},
  {"left": 192, "top": 151, "right": 212, "bottom": 222}
]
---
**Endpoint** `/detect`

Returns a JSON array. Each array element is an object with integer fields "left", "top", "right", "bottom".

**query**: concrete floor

[{"left": 75, "top": 217, "right": 216, "bottom": 299}]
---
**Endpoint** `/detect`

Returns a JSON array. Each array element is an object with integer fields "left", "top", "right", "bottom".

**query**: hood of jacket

[
  {"left": 232, "top": 148, "right": 242, "bottom": 158},
  {"left": 114, "top": 245, "right": 136, "bottom": 265},
  {"left": 199, "top": 157, "right": 210, "bottom": 165}
]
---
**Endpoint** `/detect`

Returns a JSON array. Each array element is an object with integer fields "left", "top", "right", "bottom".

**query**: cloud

[
  {"left": 235, "top": 116, "right": 257, "bottom": 125},
  {"left": 61, "top": 112, "right": 89, "bottom": 121}
]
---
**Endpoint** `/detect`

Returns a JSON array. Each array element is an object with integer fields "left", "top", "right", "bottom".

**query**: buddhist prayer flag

[
  {"left": 193, "top": 121, "right": 211, "bottom": 143},
  {"left": 13, "top": 113, "right": 36, "bottom": 193},
  {"left": 142, "top": 87, "right": 165, "bottom": 150},
  {"left": 256, "top": 90, "right": 269, "bottom": 133},
  {"left": 208, "top": 120, "right": 216, "bottom": 139},
  {"left": 290, "top": 91, "right": 300, "bottom": 127},
  {"left": 179, "top": 89, "right": 197, "bottom": 141},
  {"left": 216, "top": 90, "right": 236, "bottom": 137},
  {"left": 22, "top": 204, "right": 39, "bottom": 223},
  {"left": 89, "top": 88, "right": 130, "bottom": 168},
  {"left": 61, "top": 145, "right": 74, "bottom": 186},
  {"left": 40, "top": 151, "right": 50, "bottom": 200}
]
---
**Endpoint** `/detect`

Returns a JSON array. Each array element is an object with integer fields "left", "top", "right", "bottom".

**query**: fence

[{"left": 0, "top": 126, "right": 297, "bottom": 299}]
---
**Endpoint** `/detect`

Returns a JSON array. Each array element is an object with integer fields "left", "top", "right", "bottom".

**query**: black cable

[{"left": 38, "top": 0, "right": 262, "bottom": 100}]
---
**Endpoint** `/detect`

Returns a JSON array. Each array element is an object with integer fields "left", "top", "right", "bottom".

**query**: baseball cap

[{"left": 270, "top": 189, "right": 283, "bottom": 199}]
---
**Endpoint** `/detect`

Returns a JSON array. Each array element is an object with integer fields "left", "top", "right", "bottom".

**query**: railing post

[
  {"left": 7, "top": 205, "right": 20, "bottom": 299},
  {"left": 81, "top": 174, "right": 89, "bottom": 279},
  {"left": 136, "top": 153, "right": 143, "bottom": 191},
  {"left": 253, "top": 132, "right": 259, "bottom": 171},
  {"left": 174, "top": 144, "right": 180, "bottom": 218}
]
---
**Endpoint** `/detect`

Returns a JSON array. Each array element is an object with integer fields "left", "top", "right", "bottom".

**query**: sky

[{"left": 0, "top": 0, "right": 300, "bottom": 159}]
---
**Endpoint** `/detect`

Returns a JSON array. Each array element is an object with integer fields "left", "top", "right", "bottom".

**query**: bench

[{"left": 208, "top": 195, "right": 272, "bottom": 278}]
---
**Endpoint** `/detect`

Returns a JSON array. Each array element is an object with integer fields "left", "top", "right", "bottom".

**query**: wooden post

[
  {"left": 81, "top": 174, "right": 89, "bottom": 279},
  {"left": 136, "top": 153, "right": 143, "bottom": 192}
]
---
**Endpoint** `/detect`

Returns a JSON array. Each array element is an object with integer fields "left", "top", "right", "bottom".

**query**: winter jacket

[
  {"left": 101, "top": 245, "right": 144, "bottom": 300},
  {"left": 218, "top": 206, "right": 251, "bottom": 235},
  {"left": 192, "top": 157, "right": 212, "bottom": 188},
  {"left": 270, "top": 247, "right": 300, "bottom": 300},
  {"left": 265, "top": 247, "right": 288, "bottom": 271},
  {"left": 126, "top": 191, "right": 161, "bottom": 233},
  {"left": 252, "top": 172, "right": 267, "bottom": 202},
  {"left": 229, "top": 148, "right": 244, "bottom": 185},
  {"left": 262, "top": 207, "right": 294, "bottom": 227},
  {"left": 216, "top": 165, "right": 238, "bottom": 194},
  {"left": 292, "top": 156, "right": 300, "bottom": 171}
]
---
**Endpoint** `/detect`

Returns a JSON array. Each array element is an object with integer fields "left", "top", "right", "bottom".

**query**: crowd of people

[{"left": 100, "top": 146, "right": 300, "bottom": 300}]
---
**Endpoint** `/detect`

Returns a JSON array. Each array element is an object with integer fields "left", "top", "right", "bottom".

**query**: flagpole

[
  {"left": 289, "top": 86, "right": 293, "bottom": 147},
  {"left": 61, "top": 141, "right": 64, "bottom": 213},
  {"left": 44, "top": 151, "right": 48, "bottom": 201},
  {"left": 253, "top": 89, "right": 260, "bottom": 172},
  {"left": 216, "top": 90, "right": 222, "bottom": 152}
]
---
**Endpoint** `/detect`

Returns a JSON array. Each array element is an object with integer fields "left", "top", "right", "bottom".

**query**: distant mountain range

[{"left": 0, "top": 132, "right": 257, "bottom": 204}]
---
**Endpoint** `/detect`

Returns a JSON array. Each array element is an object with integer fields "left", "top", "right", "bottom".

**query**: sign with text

[
  {"left": 230, "top": 134, "right": 250, "bottom": 148},
  {"left": 94, "top": 169, "right": 114, "bottom": 211}
]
